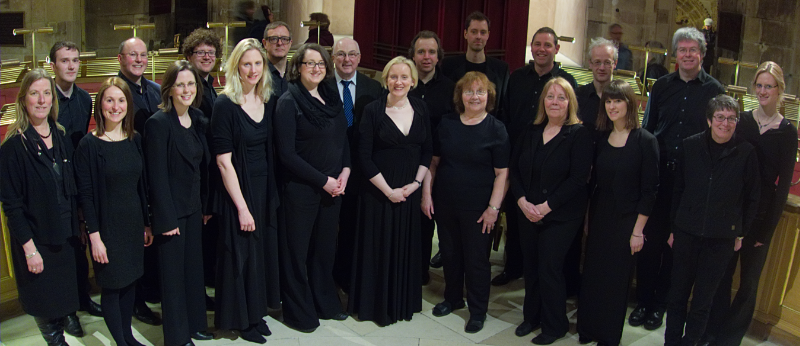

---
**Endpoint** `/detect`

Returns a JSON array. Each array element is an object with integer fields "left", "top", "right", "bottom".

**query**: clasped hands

[
  {"left": 517, "top": 197, "right": 551, "bottom": 223},
  {"left": 323, "top": 174, "right": 349, "bottom": 197},
  {"left": 387, "top": 181, "right": 420, "bottom": 203}
]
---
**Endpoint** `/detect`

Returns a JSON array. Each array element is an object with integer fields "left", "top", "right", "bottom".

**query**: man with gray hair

[
  {"left": 576, "top": 37, "right": 618, "bottom": 129},
  {"left": 631, "top": 27, "right": 725, "bottom": 331}
]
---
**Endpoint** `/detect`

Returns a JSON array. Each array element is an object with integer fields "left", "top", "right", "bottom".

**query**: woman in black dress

[
  {"left": 145, "top": 61, "right": 214, "bottom": 346},
  {"left": 705, "top": 61, "right": 798, "bottom": 346},
  {"left": 74, "top": 77, "right": 152, "bottom": 346},
  {"left": 347, "top": 56, "right": 432, "bottom": 326},
  {"left": 0, "top": 69, "right": 81, "bottom": 345},
  {"left": 577, "top": 80, "right": 659, "bottom": 346},
  {"left": 274, "top": 43, "right": 350, "bottom": 332},
  {"left": 212, "top": 38, "right": 279, "bottom": 344},
  {"left": 510, "top": 77, "right": 593, "bottom": 345},
  {"left": 425, "top": 71, "right": 510, "bottom": 333}
]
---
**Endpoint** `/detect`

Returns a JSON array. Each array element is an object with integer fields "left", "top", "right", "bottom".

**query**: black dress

[
  {"left": 347, "top": 98, "right": 432, "bottom": 326},
  {"left": 75, "top": 135, "right": 146, "bottom": 289}
]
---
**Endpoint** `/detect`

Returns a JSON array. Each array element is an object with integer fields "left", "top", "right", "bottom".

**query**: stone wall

[
  {"left": 1, "top": 0, "right": 83, "bottom": 63},
  {"left": 527, "top": 0, "right": 588, "bottom": 66}
]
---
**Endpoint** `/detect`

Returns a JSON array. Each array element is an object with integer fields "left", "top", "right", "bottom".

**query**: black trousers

[
  {"left": 665, "top": 231, "right": 734, "bottom": 346},
  {"left": 201, "top": 216, "right": 220, "bottom": 287},
  {"left": 500, "top": 194, "right": 523, "bottom": 276},
  {"left": 333, "top": 185, "right": 358, "bottom": 292},
  {"left": 436, "top": 205, "right": 493, "bottom": 318},
  {"left": 157, "top": 211, "right": 207, "bottom": 346},
  {"left": 635, "top": 163, "right": 674, "bottom": 311},
  {"left": 420, "top": 211, "right": 436, "bottom": 276},
  {"left": 71, "top": 236, "right": 93, "bottom": 306},
  {"left": 705, "top": 235, "right": 771, "bottom": 346},
  {"left": 519, "top": 215, "right": 582, "bottom": 337},
  {"left": 279, "top": 180, "right": 343, "bottom": 330}
]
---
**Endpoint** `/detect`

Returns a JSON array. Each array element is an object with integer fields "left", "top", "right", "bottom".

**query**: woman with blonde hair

[
  {"left": 0, "top": 68, "right": 82, "bottom": 345},
  {"left": 212, "top": 38, "right": 278, "bottom": 344},
  {"left": 347, "top": 56, "right": 432, "bottom": 326},
  {"left": 74, "top": 77, "right": 152, "bottom": 346},
  {"left": 510, "top": 77, "right": 593, "bottom": 345}
]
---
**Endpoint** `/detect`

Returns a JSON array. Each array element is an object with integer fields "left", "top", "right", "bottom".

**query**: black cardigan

[
  {"left": 589, "top": 128, "right": 660, "bottom": 216},
  {"left": 74, "top": 133, "right": 150, "bottom": 236},
  {"left": 144, "top": 107, "right": 211, "bottom": 234},
  {"left": 509, "top": 122, "right": 593, "bottom": 221},
  {"left": 0, "top": 123, "right": 79, "bottom": 245},
  {"left": 672, "top": 130, "right": 760, "bottom": 239}
]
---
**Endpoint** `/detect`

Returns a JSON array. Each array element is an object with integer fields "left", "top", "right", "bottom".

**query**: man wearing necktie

[{"left": 328, "top": 38, "right": 383, "bottom": 292}]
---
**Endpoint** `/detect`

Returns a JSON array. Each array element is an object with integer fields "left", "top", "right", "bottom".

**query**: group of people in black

[{"left": 1, "top": 10, "right": 795, "bottom": 346}]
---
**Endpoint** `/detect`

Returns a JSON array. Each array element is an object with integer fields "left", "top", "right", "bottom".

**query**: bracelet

[
  {"left": 25, "top": 250, "right": 38, "bottom": 259},
  {"left": 488, "top": 205, "right": 500, "bottom": 211},
  {"left": 414, "top": 179, "right": 422, "bottom": 187},
  {"left": 737, "top": 236, "right": 744, "bottom": 241},
  {"left": 388, "top": 192, "right": 395, "bottom": 199},
  {"left": 631, "top": 234, "right": 643, "bottom": 238}
]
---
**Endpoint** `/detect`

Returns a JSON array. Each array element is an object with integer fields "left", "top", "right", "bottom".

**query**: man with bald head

[
  {"left": 329, "top": 37, "right": 382, "bottom": 292},
  {"left": 117, "top": 37, "right": 161, "bottom": 134}
]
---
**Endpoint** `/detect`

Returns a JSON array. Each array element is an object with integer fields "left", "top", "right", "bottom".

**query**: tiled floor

[{"left": 0, "top": 240, "right": 783, "bottom": 346}]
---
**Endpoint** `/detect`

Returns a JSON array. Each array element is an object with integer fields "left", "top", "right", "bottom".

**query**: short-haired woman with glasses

[{"left": 274, "top": 43, "right": 351, "bottom": 332}]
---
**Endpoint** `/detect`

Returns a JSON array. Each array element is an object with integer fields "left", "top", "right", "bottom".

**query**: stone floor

[{"left": 0, "top": 238, "right": 784, "bottom": 346}]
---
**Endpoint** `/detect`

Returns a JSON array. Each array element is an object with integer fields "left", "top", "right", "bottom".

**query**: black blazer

[
  {"left": 590, "top": 128, "right": 660, "bottom": 216},
  {"left": 327, "top": 72, "right": 384, "bottom": 143},
  {"left": 144, "top": 107, "right": 211, "bottom": 234},
  {"left": 510, "top": 123, "right": 593, "bottom": 221},
  {"left": 440, "top": 54, "right": 509, "bottom": 110}
]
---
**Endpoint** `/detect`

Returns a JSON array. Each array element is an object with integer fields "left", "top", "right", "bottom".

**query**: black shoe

[
  {"left": 515, "top": 321, "right": 535, "bottom": 337},
  {"left": 628, "top": 305, "right": 647, "bottom": 327},
  {"left": 491, "top": 272, "right": 522, "bottom": 286},
  {"left": 205, "top": 294, "right": 215, "bottom": 311},
  {"left": 432, "top": 301, "right": 465, "bottom": 317},
  {"left": 190, "top": 331, "right": 213, "bottom": 340},
  {"left": 35, "top": 317, "right": 68, "bottom": 346},
  {"left": 239, "top": 325, "right": 266, "bottom": 344},
  {"left": 79, "top": 298, "right": 103, "bottom": 317},
  {"left": 256, "top": 320, "right": 272, "bottom": 336},
  {"left": 430, "top": 252, "right": 443, "bottom": 268},
  {"left": 531, "top": 333, "right": 561, "bottom": 345},
  {"left": 133, "top": 304, "right": 162, "bottom": 326},
  {"left": 465, "top": 317, "right": 484, "bottom": 333},
  {"left": 578, "top": 335, "right": 593, "bottom": 344},
  {"left": 644, "top": 310, "right": 664, "bottom": 330},
  {"left": 325, "top": 311, "right": 348, "bottom": 321},
  {"left": 422, "top": 271, "right": 430, "bottom": 285},
  {"left": 125, "top": 336, "right": 146, "bottom": 346},
  {"left": 63, "top": 313, "right": 84, "bottom": 337},
  {"left": 177, "top": 342, "right": 195, "bottom": 346}
]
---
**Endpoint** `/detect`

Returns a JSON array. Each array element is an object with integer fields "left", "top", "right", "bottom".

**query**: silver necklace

[
  {"left": 756, "top": 109, "right": 779, "bottom": 130},
  {"left": 388, "top": 99, "right": 408, "bottom": 110}
]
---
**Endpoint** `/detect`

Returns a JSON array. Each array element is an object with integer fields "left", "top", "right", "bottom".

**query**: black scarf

[{"left": 287, "top": 79, "right": 343, "bottom": 129}]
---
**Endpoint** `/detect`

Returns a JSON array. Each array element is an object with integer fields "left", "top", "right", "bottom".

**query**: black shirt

[
  {"left": 268, "top": 61, "right": 288, "bottom": 97},
  {"left": 56, "top": 84, "right": 93, "bottom": 149},
  {"left": 199, "top": 74, "right": 218, "bottom": 126},
  {"left": 641, "top": 69, "right": 724, "bottom": 160},
  {"left": 575, "top": 82, "right": 601, "bottom": 131},
  {"left": 433, "top": 113, "right": 510, "bottom": 211},
  {"left": 464, "top": 60, "right": 487, "bottom": 75},
  {"left": 117, "top": 71, "right": 161, "bottom": 135},
  {"left": 503, "top": 62, "right": 577, "bottom": 143},
  {"left": 408, "top": 69, "right": 455, "bottom": 132}
]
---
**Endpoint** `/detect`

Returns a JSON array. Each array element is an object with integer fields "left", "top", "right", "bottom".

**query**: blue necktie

[{"left": 341, "top": 80, "right": 354, "bottom": 127}]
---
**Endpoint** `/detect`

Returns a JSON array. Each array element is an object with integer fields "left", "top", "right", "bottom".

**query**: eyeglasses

[
  {"left": 125, "top": 52, "right": 148, "bottom": 59},
  {"left": 591, "top": 60, "right": 614, "bottom": 68},
  {"left": 192, "top": 50, "right": 216, "bottom": 57},
  {"left": 266, "top": 36, "right": 291, "bottom": 44},
  {"left": 334, "top": 51, "right": 360, "bottom": 59},
  {"left": 755, "top": 84, "right": 778, "bottom": 91},
  {"left": 676, "top": 47, "right": 700, "bottom": 55},
  {"left": 545, "top": 94, "right": 568, "bottom": 102},
  {"left": 712, "top": 114, "right": 739, "bottom": 123},
  {"left": 463, "top": 90, "right": 487, "bottom": 97},
  {"left": 173, "top": 81, "right": 197, "bottom": 89},
  {"left": 301, "top": 61, "right": 326, "bottom": 69}
]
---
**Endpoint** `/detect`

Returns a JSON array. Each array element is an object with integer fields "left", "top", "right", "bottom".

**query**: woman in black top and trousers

[
  {"left": 145, "top": 61, "right": 214, "bottom": 346},
  {"left": 75, "top": 77, "right": 152, "bottom": 346},
  {"left": 510, "top": 77, "right": 593, "bottom": 345},
  {"left": 0, "top": 69, "right": 81, "bottom": 346},
  {"left": 274, "top": 43, "right": 351, "bottom": 332},
  {"left": 577, "top": 80, "right": 659, "bottom": 346},
  {"left": 212, "top": 39, "right": 279, "bottom": 344}
]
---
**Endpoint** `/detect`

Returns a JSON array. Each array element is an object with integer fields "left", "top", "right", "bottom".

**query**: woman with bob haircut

[
  {"left": 347, "top": 56, "right": 432, "bottom": 326},
  {"left": 705, "top": 61, "right": 798, "bottom": 346},
  {"left": 74, "top": 77, "right": 152, "bottom": 346},
  {"left": 509, "top": 77, "right": 593, "bottom": 345},
  {"left": 0, "top": 68, "right": 82, "bottom": 346},
  {"left": 274, "top": 43, "right": 350, "bottom": 332},
  {"left": 145, "top": 60, "right": 214, "bottom": 346},
  {"left": 577, "top": 80, "right": 659, "bottom": 346},
  {"left": 212, "top": 38, "right": 279, "bottom": 344},
  {"left": 425, "top": 71, "right": 509, "bottom": 334}
]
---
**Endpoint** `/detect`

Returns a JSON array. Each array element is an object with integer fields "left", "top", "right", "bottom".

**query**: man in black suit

[
  {"left": 407, "top": 30, "right": 455, "bottom": 284},
  {"left": 329, "top": 37, "right": 383, "bottom": 292},
  {"left": 440, "top": 11, "right": 508, "bottom": 111},
  {"left": 494, "top": 27, "right": 577, "bottom": 290},
  {"left": 262, "top": 21, "right": 292, "bottom": 97}
]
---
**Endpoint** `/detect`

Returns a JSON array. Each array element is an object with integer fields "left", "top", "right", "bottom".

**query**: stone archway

[{"left": 675, "top": 0, "right": 715, "bottom": 28}]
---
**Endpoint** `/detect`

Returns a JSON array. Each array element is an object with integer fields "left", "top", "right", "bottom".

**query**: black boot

[
  {"left": 63, "top": 313, "right": 84, "bottom": 337},
  {"left": 34, "top": 316, "right": 70, "bottom": 346}
]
